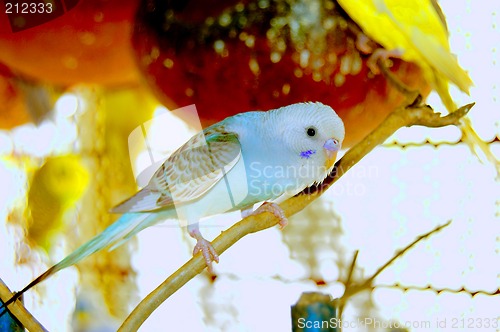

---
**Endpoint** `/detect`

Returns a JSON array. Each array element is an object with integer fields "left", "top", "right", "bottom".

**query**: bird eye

[{"left": 306, "top": 127, "right": 316, "bottom": 137}]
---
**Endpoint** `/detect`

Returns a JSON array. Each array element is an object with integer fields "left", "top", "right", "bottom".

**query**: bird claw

[
  {"left": 367, "top": 48, "right": 404, "bottom": 75},
  {"left": 354, "top": 32, "right": 403, "bottom": 73},
  {"left": 193, "top": 238, "right": 219, "bottom": 273},
  {"left": 355, "top": 32, "right": 375, "bottom": 54},
  {"left": 254, "top": 202, "right": 288, "bottom": 229},
  {"left": 188, "top": 224, "right": 219, "bottom": 273}
]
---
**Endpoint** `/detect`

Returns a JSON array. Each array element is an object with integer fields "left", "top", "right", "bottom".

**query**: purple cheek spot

[{"left": 300, "top": 149, "right": 316, "bottom": 159}]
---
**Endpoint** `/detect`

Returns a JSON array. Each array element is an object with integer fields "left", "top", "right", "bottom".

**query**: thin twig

[
  {"left": 339, "top": 220, "right": 452, "bottom": 303},
  {"left": 337, "top": 250, "right": 359, "bottom": 328},
  {"left": 0, "top": 278, "right": 47, "bottom": 332},
  {"left": 376, "top": 283, "right": 500, "bottom": 296},
  {"left": 119, "top": 101, "right": 474, "bottom": 331}
]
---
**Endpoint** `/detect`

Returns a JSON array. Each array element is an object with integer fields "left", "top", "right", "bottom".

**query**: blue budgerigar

[{"left": 2, "top": 102, "right": 345, "bottom": 311}]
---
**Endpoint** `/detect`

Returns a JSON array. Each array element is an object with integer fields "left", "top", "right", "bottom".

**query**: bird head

[{"left": 278, "top": 102, "right": 345, "bottom": 175}]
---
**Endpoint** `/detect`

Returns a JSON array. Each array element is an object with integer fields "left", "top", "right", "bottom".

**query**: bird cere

[{"left": 2, "top": 102, "right": 344, "bottom": 310}]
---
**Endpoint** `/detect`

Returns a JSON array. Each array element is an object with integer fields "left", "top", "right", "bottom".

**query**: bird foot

[
  {"left": 367, "top": 48, "right": 403, "bottom": 75},
  {"left": 353, "top": 31, "right": 403, "bottom": 75},
  {"left": 355, "top": 32, "right": 376, "bottom": 54},
  {"left": 192, "top": 238, "right": 219, "bottom": 273},
  {"left": 253, "top": 202, "right": 288, "bottom": 229},
  {"left": 188, "top": 225, "right": 219, "bottom": 273}
]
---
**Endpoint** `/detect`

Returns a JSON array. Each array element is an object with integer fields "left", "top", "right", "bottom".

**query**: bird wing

[
  {"left": 111, "top": 124, "right": 242, "bottom": 213},
  {"left": 381, "top": 0, "right": 472, "bottom": 93},
  {"left": 337, "top": 0, "right": 473, "bottom": 94}
]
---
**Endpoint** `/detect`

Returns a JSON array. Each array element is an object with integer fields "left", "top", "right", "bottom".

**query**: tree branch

[
  {"left": 119, "top": 101, "right": 474, "bottom": 331},
  {"left": 336, "top": 220, "right": 452, "bottom": 306},
  {"left": 0, "top": 278, "right": 47, "bottom": 332}
]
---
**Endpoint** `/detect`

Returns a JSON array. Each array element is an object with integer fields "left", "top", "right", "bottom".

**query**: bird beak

[{"left": 323, "top": 138, "right": 341, "bottom": 169}]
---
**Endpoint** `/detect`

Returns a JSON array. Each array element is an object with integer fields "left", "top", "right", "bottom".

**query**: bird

[
  {"left": 1, "top": 101, "right": 344, "bottom": 312},
  {"left": 336, "top": 1, "right": 499, "bottom": 172},
  {"left": 26, "top": 155, "right": 89, "bottom": 252}
]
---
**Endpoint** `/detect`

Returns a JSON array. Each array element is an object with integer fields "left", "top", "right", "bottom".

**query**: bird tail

[
  {"left": 434, "top": 74, "right": 500, "bottom": 177},
  {"left": 433, "top": 72, "right": 457, "bottom": 113},
  {"left": 110, "top": 187, "right": 166, "bottom": 213},
  {"left": 0, "top": 213, "right": 149, "bottom": 315},
  {"left": 460, "top": 117, "right": 500, "bottom": 177}
]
